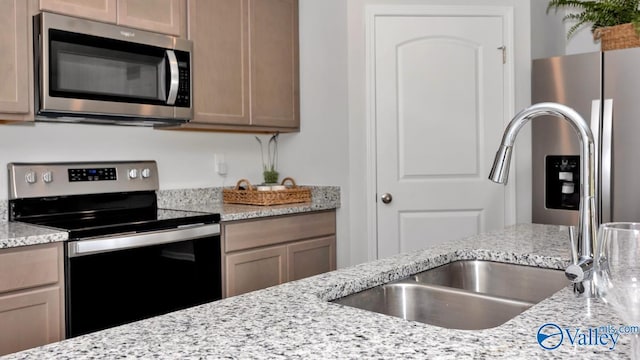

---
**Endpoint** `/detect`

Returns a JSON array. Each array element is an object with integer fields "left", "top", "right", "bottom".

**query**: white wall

[
  {"left": 0, "top": 123, "right": 263, "bottom": 190},
  {"left": 530, "top": 0, "right": 599, "bottom": 58},
  {"left": 283, "top": 0, "right": 350, "bottom": 267},
  {"left": 0, "top": 0, "right": 352, "bottom": 267},
  {"left": 531, "top": 0, "right": 565, "bottom": 59}
]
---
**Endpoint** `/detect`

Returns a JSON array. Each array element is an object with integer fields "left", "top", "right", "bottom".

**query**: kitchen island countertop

[{"left": 2, "top": 223, "right": 630, "bottom": 359}]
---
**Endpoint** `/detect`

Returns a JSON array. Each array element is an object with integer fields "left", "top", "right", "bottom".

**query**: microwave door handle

[{"left": 166, "top": 50, "right": 179, "bottom": 105}]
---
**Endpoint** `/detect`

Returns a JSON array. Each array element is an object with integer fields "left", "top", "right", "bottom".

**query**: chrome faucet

[{"left": 488, "top": 102, "right": 598, "bottom": 297}]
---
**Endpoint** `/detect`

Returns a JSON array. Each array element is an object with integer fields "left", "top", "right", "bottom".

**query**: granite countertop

[
  {"left": 3, "top": 224, "right": 631, "bottom": 359},
  {"left": 0, "top": 222, "right": 68, "bottom": 249},
  {"left": 0, "top": 186, "right": 340, "bottom": 249},
  {"left": 157, "top": 185, "right": 341, "bottom": 222}
]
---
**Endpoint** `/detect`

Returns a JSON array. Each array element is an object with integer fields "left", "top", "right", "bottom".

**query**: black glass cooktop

[{"left": 9, "top": 191, "right": 219, "bottom": 239}]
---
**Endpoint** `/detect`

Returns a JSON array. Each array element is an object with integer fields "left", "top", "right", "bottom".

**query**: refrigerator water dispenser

[{"left": 545, "top": 155, "right": 580, "bottom": 210}]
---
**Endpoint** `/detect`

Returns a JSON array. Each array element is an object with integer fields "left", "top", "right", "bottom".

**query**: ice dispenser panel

[{"left": 545, "top": 155, "right": 580, "bottom": 210}]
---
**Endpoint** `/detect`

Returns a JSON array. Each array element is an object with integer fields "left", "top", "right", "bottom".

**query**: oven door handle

[{"left": 67, "top": 223, "right": 220, "bottom": 257}]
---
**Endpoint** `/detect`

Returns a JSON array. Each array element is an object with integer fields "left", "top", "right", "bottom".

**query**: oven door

[
  {"left": 35, "top": 12, "right": 192, "bottom": 124},
  {"left": 65, "top": 224, "right": 221, "bottom": 338}
]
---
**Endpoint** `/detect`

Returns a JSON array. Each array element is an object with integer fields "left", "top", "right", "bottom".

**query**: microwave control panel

[{"left": 174, "top": 50, "right": 190, "bottom": 107}]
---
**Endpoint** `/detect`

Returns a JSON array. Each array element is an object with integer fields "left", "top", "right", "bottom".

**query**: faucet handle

[
  {"left": 568, "top": 225, "right": 578, "bottom": 264},
  {"left": 565, "top": 225, "right": 594, "bottom": 282},
  {"left": 566, "top": 258, "right": 593, "bottom": 283}
]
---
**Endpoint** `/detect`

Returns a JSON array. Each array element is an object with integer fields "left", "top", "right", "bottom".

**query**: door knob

[{"left": 381, "top": 193, "right": 393, "bottom": 204}]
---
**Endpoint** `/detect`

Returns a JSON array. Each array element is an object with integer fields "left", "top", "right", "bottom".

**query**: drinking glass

[{"left": 594, "top": 222, "right": 640, "bottom": 358}]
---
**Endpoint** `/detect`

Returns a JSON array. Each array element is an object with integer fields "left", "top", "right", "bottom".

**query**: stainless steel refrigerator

[{"left": 532, "top": 47, "right": 640, "bottom": 225}]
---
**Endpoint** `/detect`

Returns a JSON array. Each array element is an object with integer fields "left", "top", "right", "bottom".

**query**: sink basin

[
  {"left": 332, "top": 260, "right": 569, "bottom": 330},
  {"left": 411, "top": 260, "right": 569, "bottom": 303},
  {"left": 332, "top": 281, "right": 534, "bottom": 330}
]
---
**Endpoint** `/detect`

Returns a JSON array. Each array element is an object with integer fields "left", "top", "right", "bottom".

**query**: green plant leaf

[{"left": 547, "top": 0, "right": 640, "bottom": 38}]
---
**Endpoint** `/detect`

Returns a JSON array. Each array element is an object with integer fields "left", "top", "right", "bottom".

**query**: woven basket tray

[
  {"left": 594, "top": 23, "right": 640, "bottom": 51},
  {"left": 223, "top": 177, "right": 311, "bottom": 206}
]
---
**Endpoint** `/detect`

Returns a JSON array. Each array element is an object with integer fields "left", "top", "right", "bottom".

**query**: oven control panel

[
  {"left": 8, "top": 161, "right": 159, "bottom": 199},
  {"left": 69, "top": 168, "right": 117, "bottom": 182}
]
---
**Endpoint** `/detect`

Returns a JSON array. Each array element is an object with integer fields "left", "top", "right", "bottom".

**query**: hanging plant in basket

[{"left": 547, "top": 0, "right": 640, "bottom": 50}]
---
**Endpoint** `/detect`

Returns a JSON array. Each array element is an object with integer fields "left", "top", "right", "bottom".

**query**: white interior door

[{"left": 374, "top": 11, "right": 510, "bottom": 258}]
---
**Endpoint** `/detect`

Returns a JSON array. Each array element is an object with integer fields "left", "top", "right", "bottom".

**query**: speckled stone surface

[
  {"left": 3, "top": 224, "right": 633, "bottom": 359},
  {"left": 0, "top": 186, "right": 338, "bottom": 250},
  {"left": 158, "top": 186, "right": 340, "bottom": 222},
  {"left": 0, "top": 221, "right": 68, "bottom": 249},
  {"left": 157, "top": 187, "right": 223, "bottom": 208},
  {"left": 0, "top": 201, "right": 7, "bottom": 222}
]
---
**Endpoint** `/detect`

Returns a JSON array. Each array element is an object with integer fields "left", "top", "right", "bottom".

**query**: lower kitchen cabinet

[
  {"left": 0, "top": 243, "right": 65, "bottom": 356},
  {"left": 225, "top": 246, "right": 287, "bottom": 296},
  {"left": 287, "top": 235, "right": 335, "bottom": 281},
  {"left": 0, "top": 287, "right": 63, "bottom": 355},
  {"left": 222, "top": 210, "right": 336, "bottom": 297}
]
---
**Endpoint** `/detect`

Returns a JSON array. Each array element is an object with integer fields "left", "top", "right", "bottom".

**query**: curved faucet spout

[{"left": 488, "top": 102, "right": 598, "bottom": 297}]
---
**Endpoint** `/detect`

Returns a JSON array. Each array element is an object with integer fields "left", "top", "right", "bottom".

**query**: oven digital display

[{"left": 68, "top": 168, "right": 117, "bottom": 182}]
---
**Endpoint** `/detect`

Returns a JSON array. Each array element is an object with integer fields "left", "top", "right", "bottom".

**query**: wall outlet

[{"left": 214, "top": 154, "right": 228, "bottom": 176}]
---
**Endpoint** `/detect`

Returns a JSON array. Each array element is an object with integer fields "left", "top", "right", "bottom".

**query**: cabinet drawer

[
  {"left": 0, "top": 243, "right": 61, "bottom": 294},
  {"left": 224, "top": 211, "right": 336, "bottom": 252}
]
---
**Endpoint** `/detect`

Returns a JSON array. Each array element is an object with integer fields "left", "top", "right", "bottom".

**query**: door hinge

[{"left": 498, "top": 46, "right": 506, "bottom": 64}]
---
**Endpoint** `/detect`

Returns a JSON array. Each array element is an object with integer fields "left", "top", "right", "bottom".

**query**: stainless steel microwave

[{"left": 34, "top": 12, "right": 193, "bottom": 126}]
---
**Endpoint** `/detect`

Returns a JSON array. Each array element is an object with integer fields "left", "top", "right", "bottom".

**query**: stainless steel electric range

[{"left": 8, "top": 161, "right": 221, "bottom": 338}]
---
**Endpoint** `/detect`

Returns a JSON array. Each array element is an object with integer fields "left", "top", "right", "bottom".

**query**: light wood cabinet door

[
  {"left": 0, "top": 0, "right": 31, "bottom": 117},
  {"left": 188, "top": 0, "right": 250, "bottom": 126},
  {"left": 39, "top": 0, "right": 117, "bottom": 22},
  {"left": 287, "top": 236, "right": 336, "bottom": 281},
  {"left": 225, "top": 245, "right": 287, "bottom": 297},
  {"left": 40, "top": 0, "right": 185, "bottom": 36},
  {"left": 175, "top": 0, "right": 299, "bottom": 132},
  {"left": 0, "top": 287, "right": 63, "bottom": 356},
  {"left": 249, "top": 0, "right": 299, "bottom": 128},
  {"left": 0, "top": 242, "right": 65, "bottom": 356},
  {"left": 117, "top": 0, "right": 185, "bottom": 36}
]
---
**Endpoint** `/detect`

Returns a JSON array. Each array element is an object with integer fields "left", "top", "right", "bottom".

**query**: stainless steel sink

[
  {"left": 332, "top": 260, "right": 569, "bottom": 330},
  {"left": 411, "top": 260, "right": 569, "bottom": 303}
]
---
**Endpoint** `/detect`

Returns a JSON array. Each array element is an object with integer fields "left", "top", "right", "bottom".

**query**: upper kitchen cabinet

[
  {"left": 117, "top": 0, "right": 184, "bottom": 37},
  {"left": 0, "top": 0, "right": 33, "bottom": 122},
  {"left": 177, "top": 0, "right": 299, "bottom": 132},
  {"left": 39, "top": 0, "right": 117, "bottom": 23},
  {"left": 39, "top": 0, "right": 186, "bottom": 37}
]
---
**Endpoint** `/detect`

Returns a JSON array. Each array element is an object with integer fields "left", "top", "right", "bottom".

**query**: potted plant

[
  {"left": 547, "top": 0, "right": 640, "bottom": 50},
  {"left": 255, "top": 132, "right": 280, "bottom": 184}
]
